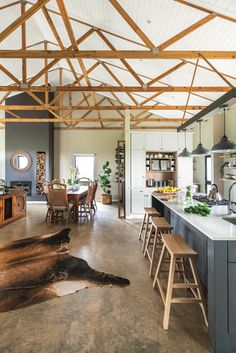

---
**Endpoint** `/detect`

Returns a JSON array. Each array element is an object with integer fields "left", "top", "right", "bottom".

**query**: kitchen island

[{"left": 152, "top": 193, "right": 236, "bottom": 353}]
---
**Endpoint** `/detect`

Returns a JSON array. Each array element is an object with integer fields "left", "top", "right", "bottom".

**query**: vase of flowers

[{"left": 67, "top": 167, "right": 80, "bottom": 189}]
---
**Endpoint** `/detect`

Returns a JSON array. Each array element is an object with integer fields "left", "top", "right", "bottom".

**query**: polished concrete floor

[{"left": 0, "top": 203, "right": 211, "bottom": 353}]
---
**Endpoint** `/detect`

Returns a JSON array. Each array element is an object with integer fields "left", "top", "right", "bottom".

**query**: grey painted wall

[{"left": 5, "top": 92, "right": 54, "bottom": 201}]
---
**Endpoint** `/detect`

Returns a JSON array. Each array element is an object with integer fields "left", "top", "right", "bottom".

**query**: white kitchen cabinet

[
  {"left": 131, "top": 149, "right": 145, "bottom": 187},
  {"left": 162, "top": 132, "right": 179, "bottom": 151},
  {"left": 145, "top": 133, "right": 162, "bottom": 151},
  {"left": 178, "top": 132, "right": 193, "bottom": 152},
  {"left": 131, "top": 133, "right": 145, "bottom": 150},
  {"left": 177, "top": 157, "right": 193, "bottom": 188},
  {"left": 131, "top": 188, "right": 153, "bottom": 214}
]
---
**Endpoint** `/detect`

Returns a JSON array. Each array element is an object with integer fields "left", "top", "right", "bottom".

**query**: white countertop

[{"left": 152, "top": 193, "right": 236, "bottom": 241}]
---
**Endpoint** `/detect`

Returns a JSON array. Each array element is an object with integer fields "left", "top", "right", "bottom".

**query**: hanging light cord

[
  {"left": 184, "top": 130, "right": 186, "bottom": 148},
  {"left": 199, "top": 122, "right": 202, "bottom": 143},
  {"left": 223, "top": 108, "right": 226, "bottom": 136}
]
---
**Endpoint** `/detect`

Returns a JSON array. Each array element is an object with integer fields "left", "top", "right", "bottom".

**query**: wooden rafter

[
  {"left": 21, "top": 2, "right": 27, "bottom": 83},
  {"left": 158, "top": 14, "right": 215, "bottom": 51},
  {"left": 96, "top": 29, "right": 143, "bottom": 85},
  {"left": 108, "top": 0, "right": 154, "bottom": 49},
  {"left": 27, "top": 1, "right": 146, "bottom": 48},
  {"left": 0, "top": 1, "right": 20, "bottom": 11},
  {"left": 0, "top": 117, "right": 185, "bottom": 123},
  {"left": 147, "top": 62, "right": 186, "bottom": 86},
  {"left": 0, "top": 85, "right": 229, "bottom": 92},
  {"left": 2, "top": 50, "right": 236, "bottom": 59},
  {"left": 0, "top": 0, "right": 49, "bottom": 43},
  {"left": 182, "top": 57, "right": 200, "bottom": 123},
  {"left": 0, "top": 105, "right": 206, "bottom": 111},
  {"left": 56, "top": 0, "right": 103, "bottom": 127},
  {"left": 27, "top": 28, "right": 94, "bottom": 85},
  {"left": 199, "top": 53, "right": 235, "bottom": 88},
  {"left": 175, "top": 0, "right": 236, "bottom": 25},
  {"left": 101, "top": 62, "right": 138, "bottom": 104},
  {"left": 0, "top": 64, "right": 20, "bottom": 84}
]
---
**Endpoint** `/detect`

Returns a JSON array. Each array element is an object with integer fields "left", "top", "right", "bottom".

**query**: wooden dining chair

[{"left": 47, "top": 185, "right": 74, "bottom": 224}]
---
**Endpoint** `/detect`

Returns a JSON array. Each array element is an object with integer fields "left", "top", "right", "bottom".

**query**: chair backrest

[
  {"left": 92, "top": 180, "right": 98, "bottom": 200},
  {"left": 47, "top": 188, "right": 69, "bottom": 207},
  {"left": 79, "top": 177, "right": 91, "bottom": 186},
  {"left": 49, "top": 181, "right": 67, "bottom": 190},
  {"left": 86, "top": 181, "right": 97, "bottom": 202}
]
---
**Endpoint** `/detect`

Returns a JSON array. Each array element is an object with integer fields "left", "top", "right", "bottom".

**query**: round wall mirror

[{"left": 10, "top": 151, "right": 32, "bottom": 172}]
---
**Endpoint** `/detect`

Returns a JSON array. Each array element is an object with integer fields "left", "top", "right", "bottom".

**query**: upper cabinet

[
  {"left": 131, "top": 133, "right": 145, "bottom": 150},
  {"left": 145, "top": 133, "right": 162, "bottom": 150},
  {"left": 131, "top": 132, "right": 192, "bottom": 152},
  {"left": 161, "top": 132, "right": 179, "bottom": 151}
]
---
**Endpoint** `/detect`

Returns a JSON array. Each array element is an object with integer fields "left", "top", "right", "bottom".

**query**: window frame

[{"left": 73, "top": 153, "right": 95, "bottom": 180}]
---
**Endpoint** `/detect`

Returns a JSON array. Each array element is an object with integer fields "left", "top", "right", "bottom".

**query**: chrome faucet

[{"left": 228, "top": 182, "right": 236, "bottom": 215}]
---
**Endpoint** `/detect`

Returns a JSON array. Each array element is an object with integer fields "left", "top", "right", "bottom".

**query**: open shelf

[{"left": 146, "top": 151, "right": 177, "bottom": 187}]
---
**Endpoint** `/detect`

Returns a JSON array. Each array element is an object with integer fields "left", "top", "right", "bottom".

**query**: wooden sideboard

[{"left": 0, "top": 191, "right": 26, "bottom": 228}]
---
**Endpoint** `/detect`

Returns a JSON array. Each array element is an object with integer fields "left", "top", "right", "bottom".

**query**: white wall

[{"left": 54, "top": 129, "right": 123, "bottom": 200}]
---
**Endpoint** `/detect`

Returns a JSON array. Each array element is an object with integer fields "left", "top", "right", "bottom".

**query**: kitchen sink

[{"left": 222, "top": 216, "right": 236, "bottom": 225}]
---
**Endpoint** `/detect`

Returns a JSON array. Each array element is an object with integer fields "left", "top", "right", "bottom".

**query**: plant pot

[{"left": 101, "top": 194, "right": 112, "bottom": 204}]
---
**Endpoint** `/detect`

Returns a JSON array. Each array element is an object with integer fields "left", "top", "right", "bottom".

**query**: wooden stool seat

[
  {"left": 144, "top": 207, "right": 160, "bottom": 215},
  {"left": 162, "top": 234, "right": 197, "bottom": 257},
  {"left": 144, "top": 217, "right": 173, "bottom": 276},
  {"left": 153, "top": 233, "right": 208, "bottom": 330},
  {"left": 138, "top": 208, "right": 160, "bottom": 252}
]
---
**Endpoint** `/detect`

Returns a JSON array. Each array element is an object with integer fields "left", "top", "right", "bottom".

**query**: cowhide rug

[{"left": 0, "top": 228, "right": 130, "bottom": 312}]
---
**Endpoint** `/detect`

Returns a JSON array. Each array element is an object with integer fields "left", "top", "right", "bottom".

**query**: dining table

[{"left": 67, "top": 186, "right": 88, "bottom": 222}]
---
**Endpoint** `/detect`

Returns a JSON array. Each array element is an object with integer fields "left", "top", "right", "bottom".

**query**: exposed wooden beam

[
  {"left": 0, "top": 92, "right": 11, "bottom": 105},
  {"left": 175, "top": 0, "right": 236, "bottom": 25},
  {"left": 147, "top": 61, "right": 186, "bottom": 86},
  {"left": 0, "top": 64, "right": 21, "bottom": 84},
  {"left": 27, "top": 1, "right": 146, "bottom": 48},
  {"left": 0, "top": 0, "right": 49, "bottom": 43},
  {"left": 182, "top": 57, "right": 200, "bottom": 123},
  {"left": 158, "top": 14, "right": 215, "bottom": 51},
  {"left": 108, "top": 0, "right": 154, "bottom": 49},
  {"left": 0, "top": 85, "right": 229, "bottom": 92},
  {"left": 101, "top": 62, "right": 138, "bottom": 104},
  {"left": 2, "top": 50, "right": 236, "bottom": 59},
  {"left": 54, "top": 126, "right": 177, "bottom": 130},
  {"left": 0, "top": 1, "right": 20, "bottom": 11},
  {"left": 199, "top": 53, "right": 235, "bottom": 88},
  {"left": 28, "top": 28, "right": 94, "bottom": 85},
  {"left": 96, "top": 29, "right": 143, "bottom": 85},
  {"left": 0, "top": 117, "right": 184, "bottom": 123},
  {"left": 0, "top": 105, "right": 206, "bottom": 111},
  {"left": 21, "top": 2, "right": 27, "bottom": 83}
]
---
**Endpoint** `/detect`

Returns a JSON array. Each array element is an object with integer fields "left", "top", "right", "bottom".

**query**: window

[
  {"left": 74, "top": 154, "right": 95, "bottom": 180},
  {"left": 205, "top": 155, "right": 212, "bottom": 194}
]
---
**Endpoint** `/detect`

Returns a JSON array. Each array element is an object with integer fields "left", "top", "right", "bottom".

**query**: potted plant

[{"left": 98, "top": 161, "right": 112, "bottom": 204}]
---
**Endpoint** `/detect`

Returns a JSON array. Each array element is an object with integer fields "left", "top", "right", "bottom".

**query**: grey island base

[{"left": 152, "top": 193, "right": 236, "bottom": 353}]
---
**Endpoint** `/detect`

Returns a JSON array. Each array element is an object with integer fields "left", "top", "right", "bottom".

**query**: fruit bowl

[{"left": 154, "top": 186, "right": 180, "bottom": 194}]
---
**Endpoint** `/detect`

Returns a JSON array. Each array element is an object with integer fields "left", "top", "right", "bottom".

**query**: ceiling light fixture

[
  {"left": 178, "top": 129, "right": 192, "bottom": 157},
  {"left": 211, "top": 105, "right": 236, "bottom": 152},
  {"left": 191, "top": 120, "right": 209, "bottom": 156}
]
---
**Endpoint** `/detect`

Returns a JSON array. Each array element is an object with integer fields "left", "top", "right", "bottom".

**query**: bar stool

[
  {"left": 144, "top": 217, "right": 173, "bottom": 276},
  {"left": 153, "top": 233, "right": 208, "bottom": 330},
  {"left": 138, "top": 207, "right": 160, "bottom": 252}
]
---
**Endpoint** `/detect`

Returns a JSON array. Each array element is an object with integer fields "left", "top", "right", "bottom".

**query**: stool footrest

[
  {"left": 172, "top": 283, "right": 198, "bottom": 289},
  {"left": 171, "top": 297, "right": 201, "bottom": 304}
]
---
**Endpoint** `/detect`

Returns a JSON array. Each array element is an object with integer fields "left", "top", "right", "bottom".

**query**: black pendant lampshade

[
  {"left": 211, "top": 106, "right": 236, "bottom": 152},
  {"left": 178, "top": 130, "right": 192, "bottom": 157},
  {"left": 191, "top": 120, "right": 209, "bottom": 156}
]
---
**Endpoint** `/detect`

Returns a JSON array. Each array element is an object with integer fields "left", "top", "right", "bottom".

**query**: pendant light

[
  {"left": 211, "top": 105, "right": 236, "bottom": 152},
  {"left": 191, "top": 120, "right": 209, "bottom": 156},
  {"left": 178, "top": 129, "right": 192, "bottom": 157}
]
